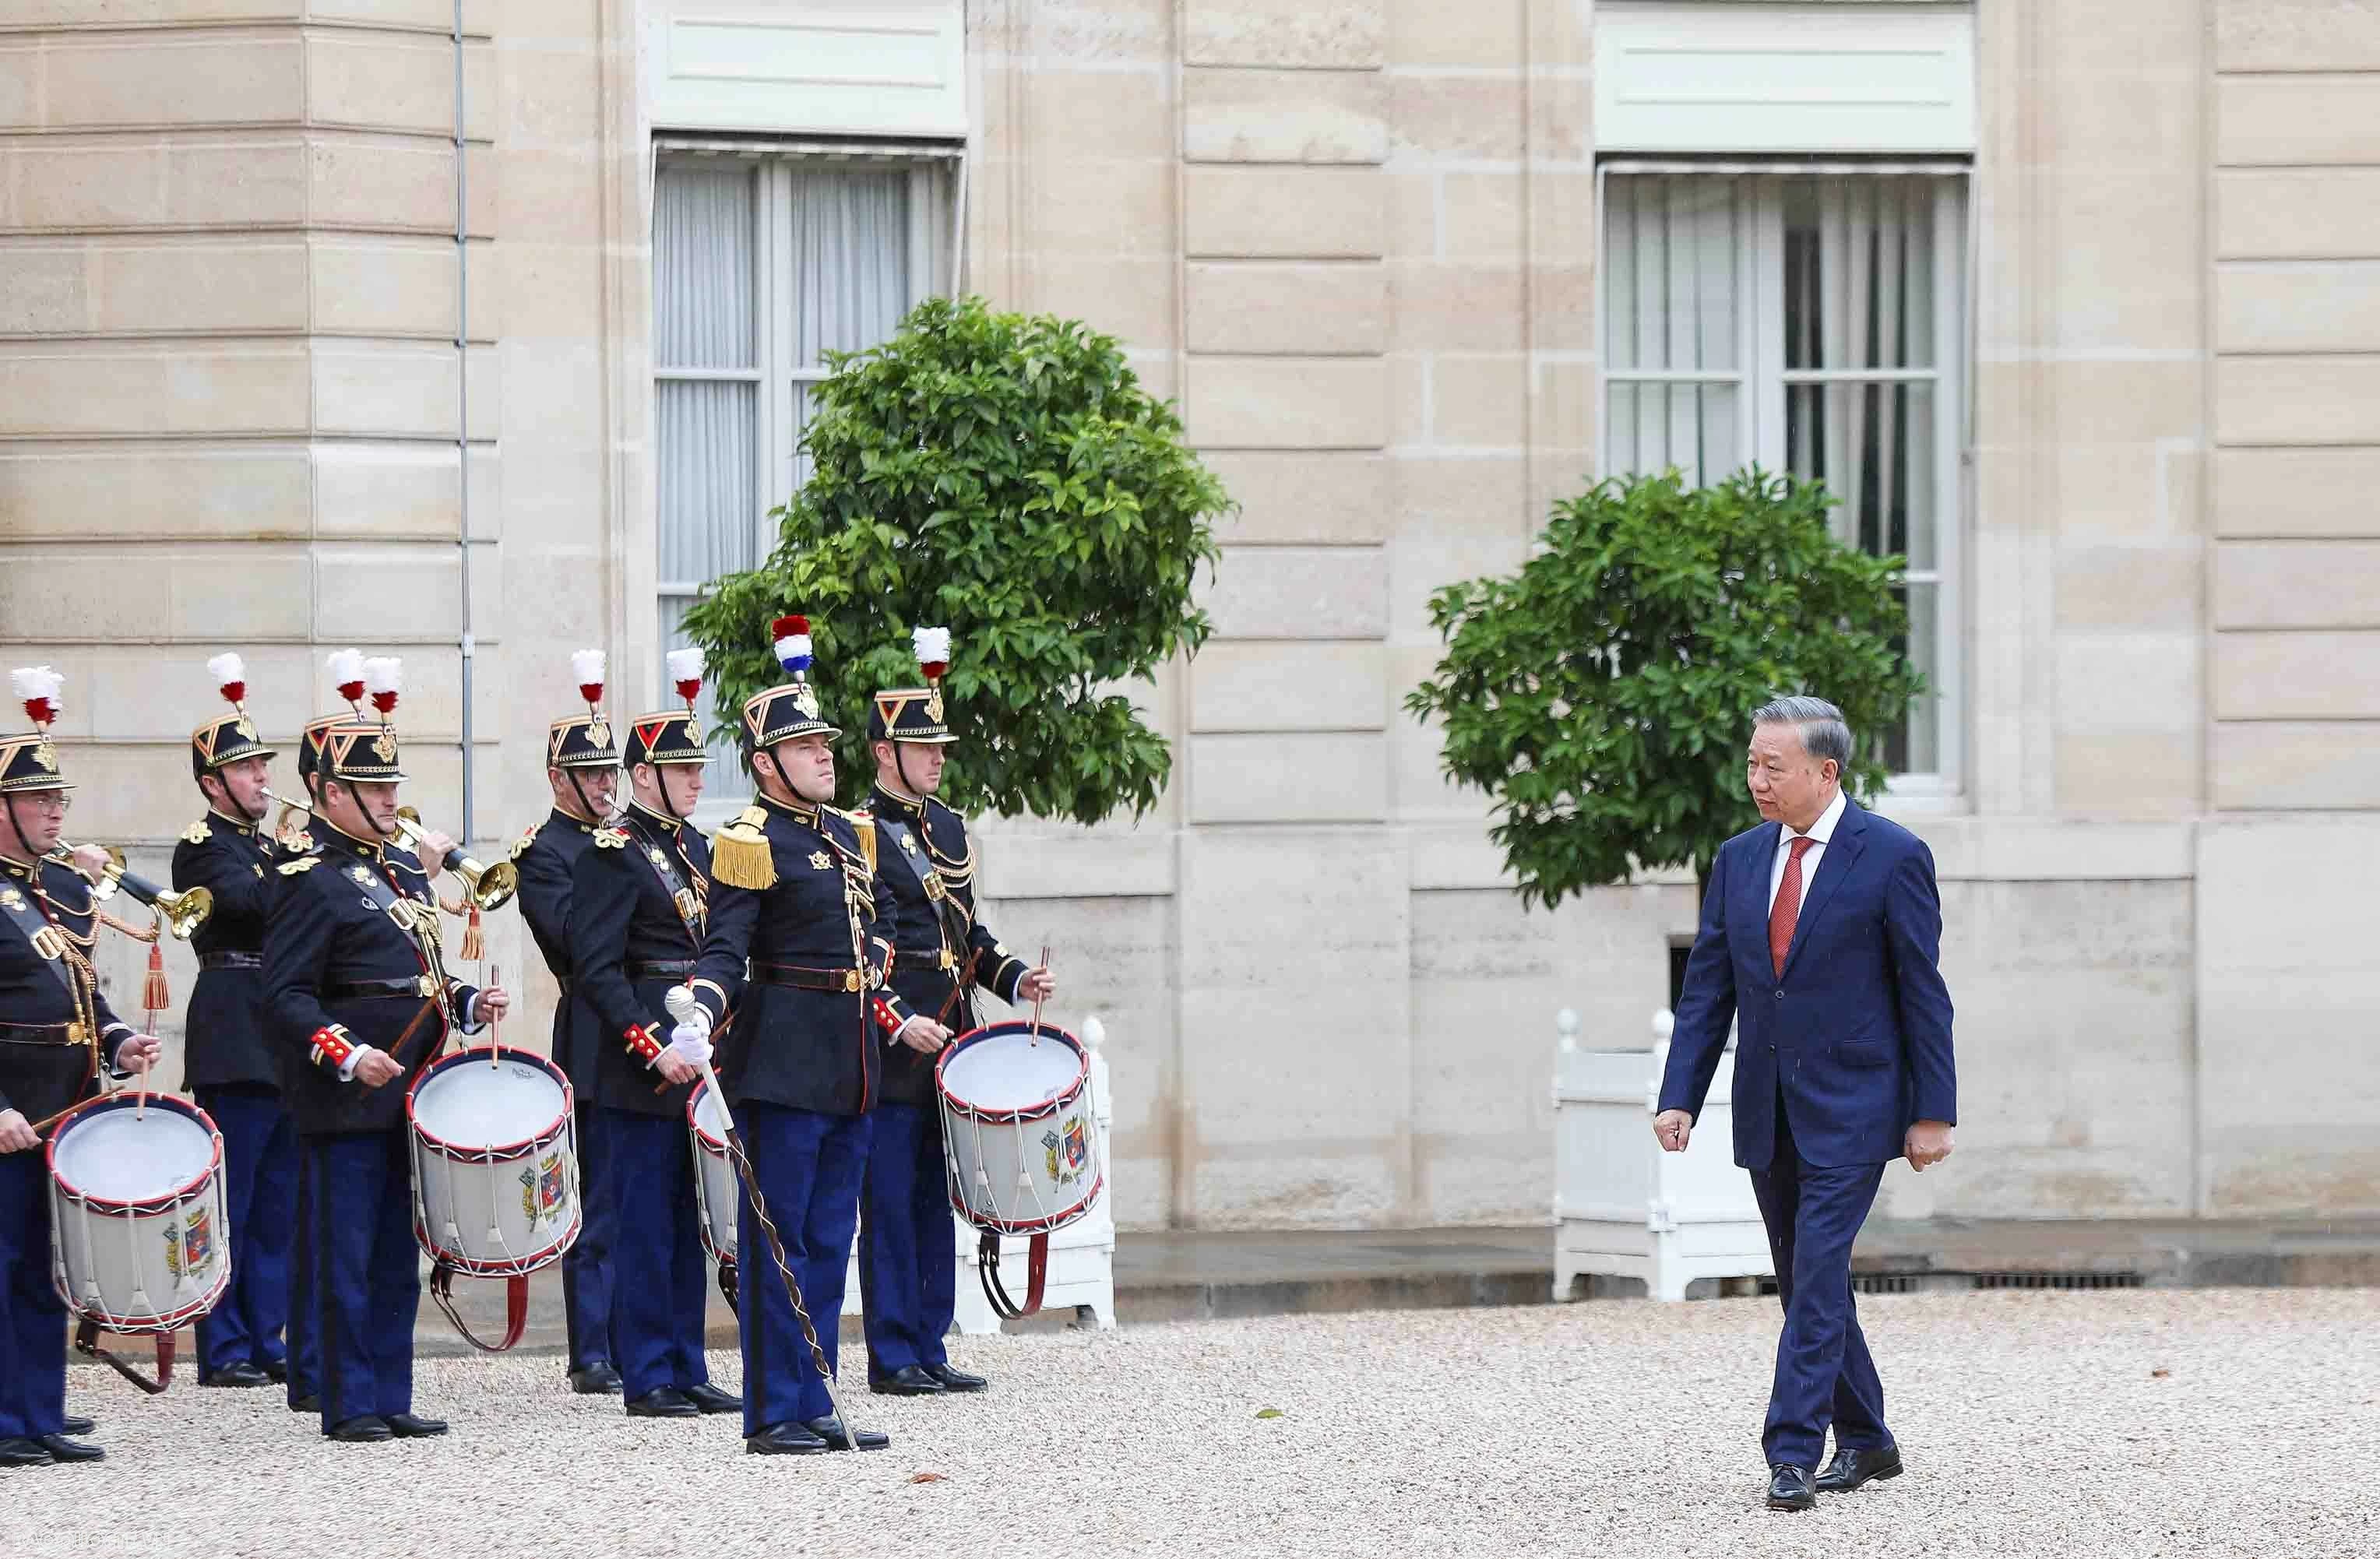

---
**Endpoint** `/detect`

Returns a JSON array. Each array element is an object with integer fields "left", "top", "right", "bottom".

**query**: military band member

[
  {"left": 177, "top": 653, "right": 298, "bottom": 1391},
  {"left": 858, "top": 630, "right": 1054, "bottom": 1397},
  {"left": 263, "top": 685, "right": 507, "bottom": 1443},
  {"left": 674, "top": 617, "right": 923, "bottom": 1456},
  {"left": 0, "top": 668, "right": 160, "bottom": 1468},
  {"left": 510, "top": 651, "right": 623, "bottom": 1396},
  {"left": 566, "top": 695, "right": 739, "bottom": 1420}
]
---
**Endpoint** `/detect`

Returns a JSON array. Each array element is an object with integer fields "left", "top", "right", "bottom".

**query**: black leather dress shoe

[
  {"left": 202, "top": 1361, "right": 273, "bottom": 1388},
  {"left": 745, "top": 1421, "right": 830, "bottom": 1456},
  {"left": 288, "top": 1392, "right": 319, "bottom": 1414},
  {"left": 803, "top": 1414, "right": 889, "bottom": 1452},
  {"left": 681, "top": 1381, "right": 742, "bottom": 1415},
  {"left": 34, "top": 1434, "right": 104, "bottom": 1464},
  {"left": 869, "top": 1364, "right": 945, "bottom": 1396},
  {"left": 569, "top": 1364, "right": 624, "bottom": 1395},
  {"left": 326, "top": 1416, "right": 393, "bottom": 1444},
  {"left": 1816, "top": 1444, "right": 1903, "bottom": 1492},
  {"left": 1766, "top": 1464, "right": 1818, "bottom": 1511},
  {"left": 0, "top": 1437, "right": 53, "bottom": 1468},
  {"left": 626, "top": 1388, "right": 699, "bottom": 1419},
  {"left": 61, "top": 1415, "right": 95, "bottom": 1437},
  {"left": 924, "top": 1362, "right": 988, "bottom": 1393},
  {"left": 260, "top": 1359, "right": 289, "bottom": 1385},
  {"left": 386, "top": 1413, "right": 448, "bottom": 1438}
]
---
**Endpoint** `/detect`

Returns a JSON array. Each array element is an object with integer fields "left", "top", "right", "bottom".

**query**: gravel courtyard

[{"left": 12, "top": 1288, "right": 2377, "bottom": 1559}]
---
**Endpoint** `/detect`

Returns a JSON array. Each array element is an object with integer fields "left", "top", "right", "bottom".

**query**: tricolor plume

[
  {"left": 11, "top": 665, "right": 62, "bottom": 730},
  {"left": 207, "top": 651, "right": 248, "bottom": 711},
  {"left": 363, "top": 656, "right": 402, "bottom": 719},
  {"left": 913, "top": 626, "right": 951, "bottom": 683},
  {"left": 666, "top": 646, "right": 705, "bottom": 709},
  {"left": 327, "top": 647, "right": 367, "bottom": 708},
  {"left": 772, "top": 614, "right": 813, "bottom": 678},
  {"left": 572, "top": 648, "right": 606, "bottom": 710}
]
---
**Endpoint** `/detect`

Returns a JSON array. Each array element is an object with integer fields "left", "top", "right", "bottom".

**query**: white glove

[
  {"left": 667, "top": 1026, "right": 713, "bottom": 1069},
  {"left": 663, "top": 984, "right": 711, "bottom": 1036}
]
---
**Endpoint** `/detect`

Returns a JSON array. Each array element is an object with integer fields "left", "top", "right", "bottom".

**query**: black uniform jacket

[
  {"left": 0, "top": 854, "right": 139, "bottom": 1125},
  {"left": 688, "top": 793, "right": 912, "bottom": 1117},
  {"left": 173, "top": 808, "right": 280, "bottom": 1090},
  {"left": 262, "top": 818, "right": 481, "bottom": 1137},
  {"left": 861, "top": 786, "right": 1030, "bottom": 1107},
  {"left": 565, "top": 801, "right": 713, "bottom": 1118},
  {"left": 512, "top": 808, "right": 604, "bottom": 1101}
]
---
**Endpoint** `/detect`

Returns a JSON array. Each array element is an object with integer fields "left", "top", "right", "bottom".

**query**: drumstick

[
  {"left": 135, "top": 1050, "right": 152, "bottom": 1121},
  {"left": 1027, "top": 943, "right": 1051, "bottom": 1046},
  {"left": 486, "top": 962, "right": 502, "bottom": 1069}
]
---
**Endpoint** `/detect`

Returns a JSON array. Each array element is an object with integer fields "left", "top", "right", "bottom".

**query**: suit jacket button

[{"left": 1773, "top": 988, "right": 1784, "bottom": 1000}]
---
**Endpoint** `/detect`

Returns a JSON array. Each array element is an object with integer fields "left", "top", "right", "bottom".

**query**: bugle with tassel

[
  {"left": 51, "top": 843, "right": 212, "bottom": 940},
  {"left": 258, "top": 787, "right": 518, "bottom": 912}
]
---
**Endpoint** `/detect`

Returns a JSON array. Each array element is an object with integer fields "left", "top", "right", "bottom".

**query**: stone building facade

[{"left": 2, "top": 0, "right": 2373, "bottom": 1229}]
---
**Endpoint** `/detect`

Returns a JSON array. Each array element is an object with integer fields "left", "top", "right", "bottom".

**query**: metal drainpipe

[{"left": 452, "top": 0, "right": 475, "bottom": 841}]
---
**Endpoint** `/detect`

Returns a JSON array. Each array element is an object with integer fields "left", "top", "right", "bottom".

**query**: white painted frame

[{"left": 1597, "top": 163, "right": 1969, "bottom": 793}]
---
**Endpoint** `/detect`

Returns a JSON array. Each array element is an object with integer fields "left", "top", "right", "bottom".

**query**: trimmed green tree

[
  {"left": 1404, "top": 467, "right": 1924, "bottom": 908},
  {"left": 680, "top": 294, "right": 1227, "bottom": 822}
]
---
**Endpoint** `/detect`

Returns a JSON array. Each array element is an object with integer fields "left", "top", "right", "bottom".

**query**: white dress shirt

[{"left": 1766, "top": 787, "right": 1848, "bottom": 913}]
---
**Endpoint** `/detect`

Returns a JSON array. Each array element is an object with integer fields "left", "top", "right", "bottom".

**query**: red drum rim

[
  {"left": 414, "top": 1214, "right": 580, "bottom": 1279},
  {"left": 44, "top": 1093, "right": 224, "bottom": 1214},
  {"left": 686, "top": 1078, "right": 728, "bottom": 1152},
  {"left": 407, "top": 1045, "right": 576, "bottom": 1163},
  {"left": 65, "top": 1283, "right": 228, "bottom": 1336},
  {"left": 947, "top": 1173, "right": 1105, "bottom": 1237},
  {"left": 935, "top": 1021, "right": 1089, "bottom": 1124}
]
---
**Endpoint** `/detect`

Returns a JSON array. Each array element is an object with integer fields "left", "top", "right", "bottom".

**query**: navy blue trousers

[
  {"left": 0, "top": 1150, "right": 66, "bottom": 1440},
  {"left": 1748, "top": 1090, "right": 1891, "bottom": 1469},
  {"left": 858, "top": 1101, "right": 956, "bottom": 1375},
  {"left": 734, "top": 1102, "right": 869, "bottom": 1438},
  {"left": 305, "top": 1131, "right": 419, "bottom": 1432},
  {"left": 560, "top": 1102, "right": 618, "bottom": 1374},
  {"left": 604, "top": 1108, "right": 712, "bottom": 1399},
  {"left": 286, "top": 1148, "right": 319, "bottom": 1407},
  {"left": 193, "top": 1085, "right": 298, "bottom": 1376}
]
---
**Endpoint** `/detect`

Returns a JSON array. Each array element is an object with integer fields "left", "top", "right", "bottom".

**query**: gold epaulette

[
  {"left": 709, "top": 805, "right": 776, "bottom": 890},
  {"left": 276, "top": 856, "right": 320, "bottom": 876},
  {"left": 838, "top": 808, "right": 878, "bottom": 875},
  {"left": 507, "top": 823, "right": 540, "bottom": 861},
  {"left": 180, "top": 818, "right": 211, "bottom": 845}
]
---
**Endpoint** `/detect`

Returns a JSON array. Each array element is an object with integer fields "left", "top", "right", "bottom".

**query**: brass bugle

[
  {"left": 52, "top": 843, "right": 213, "bottom": 939},
  {"left": 394, "top": 806, "right": 517, "bottom": 913},
  {"left": 258, "top": 787, "right": 516, "bottom": 913}
]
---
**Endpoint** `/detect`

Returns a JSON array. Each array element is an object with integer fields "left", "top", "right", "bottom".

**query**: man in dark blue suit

[{"left": 1655, "top": 696, "right": 1956, "bottom": 1512}]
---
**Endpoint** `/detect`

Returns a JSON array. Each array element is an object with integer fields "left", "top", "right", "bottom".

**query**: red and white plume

[
  {"left": 363, "top": 656, "right": 402, "bottom": 720},
  {"left": 12, "top": 666, "right": 62, "bottom": 731},
  {"left": 572, "top": 649, "right": 605, "bottom": 713},
  {"left": 667, "top": 647, "right": 705, "bottom": 709},
  {"left": 327, "top": 647, "right": 366, "bottom": 709},
  {"left": 208, "top": 651, "right": 248, "bottom": 713},
  {"left": 913, "top": 626, "right": 951, "bottom": 684}
]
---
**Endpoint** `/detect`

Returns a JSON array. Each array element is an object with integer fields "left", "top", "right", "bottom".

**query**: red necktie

[{"left": 1769, "top": 835, "right": 1815, "bottom": 977}]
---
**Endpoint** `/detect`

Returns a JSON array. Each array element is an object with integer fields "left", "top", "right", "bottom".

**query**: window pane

[
  {"left": 657, "top": 380, "right": 758, "bottom": 584},
  {"left": 1604, "top": 174, "right": 1737, "bottom": 374},
  {"left": 1606, "top": 381, "right": 1741, "bottom": 487},
  {"left": 1782, "top": 178, "right": 1938, "bottom": 372},
  {"left": 654, "top": 164, "right": 755, "bottom": 370},
  {"left": 787, "top": 168, "right": 914, "bottom": 366},
  {"left": 1893, "top": 583, "right": 1940, "bottom": 776},
  {"left": 1785, "top": 381, "right": 1936, "bottom": 568}
]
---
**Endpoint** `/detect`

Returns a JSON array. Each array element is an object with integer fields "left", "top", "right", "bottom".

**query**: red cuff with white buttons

[
  {"left": 310, "top": 1024, "right": 355, "bottom": 1069},
  {"left": 625, "top": 1024, "right": 664, "bottom": 1062}
]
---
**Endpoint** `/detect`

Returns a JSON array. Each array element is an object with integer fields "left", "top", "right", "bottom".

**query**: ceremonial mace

[{"left": 664, "top": 984, "right": 866, "bottom": 1444}]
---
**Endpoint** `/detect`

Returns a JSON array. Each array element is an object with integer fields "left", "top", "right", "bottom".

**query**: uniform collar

[
  {"left": 0, "top": 853, "right": 31, "bottom": 878},
  {"left": 870, "top": 783, "right": 927, "bottom": 822},
  {"left": 319, "top": 815, "right": 386, "bottom": 860},
  {"left": 1781, "top": 787, "right": 1848, "bottom": 848},
  {"left": 207, "top": 807, "right": 259, "bottom": 836},
  {"left": 626, "top": 799, "right": 681, "bottom": 836},
  {"left": 547, "top": 804, "right": 598, "bottom": 835},
  {"left": 758, "top": 790, "right": 822, "bottom": 829}
]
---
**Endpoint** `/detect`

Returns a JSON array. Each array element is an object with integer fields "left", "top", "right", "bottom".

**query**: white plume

[
  {"left": 11, "top": 665, "right": 62, "bottom": 703},
  {"left": 571, "top": 648, "right": 605, "bottom": 688},
  {"left": 326, "top": 647, "right": 365, "bottom": 685},
  {"left": 363, "top": 656, "right": 402, "bottom": 695},
  {"left": 206, "top": 652, "right": 246, "bottom": 686},
  {"left": 666, "top": 648, "right": 706, "bottom": 682},
  {"left": 913, "top": 626, "right": 951, "bottom": 666}
]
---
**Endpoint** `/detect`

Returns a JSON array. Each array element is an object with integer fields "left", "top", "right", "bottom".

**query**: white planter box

[
  {"left": 836, "top": 1017, "right": 1118, "bottom": 1336},
  {"left": 1552, "top": 1011, "right": 1773, "bottom": 1302}
]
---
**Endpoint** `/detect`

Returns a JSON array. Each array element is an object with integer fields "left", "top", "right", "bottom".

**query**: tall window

[
  {"left": 653, "top": 151, "right": 952, "bottom": 800},
  {"left": 1601, "top": 171, "right": 1965, "bottom": 784}
]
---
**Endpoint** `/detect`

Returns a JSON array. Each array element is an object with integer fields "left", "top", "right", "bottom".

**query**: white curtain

[
  {"left": 1602, "top": 174, "right": 1740, "bottom": 485},
  {"left": 785, "top": 167, "right": 912, "bottom": 492}
]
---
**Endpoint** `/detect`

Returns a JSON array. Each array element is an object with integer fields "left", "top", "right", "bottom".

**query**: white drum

[
  {"left": 47, "top": 1093, "right": 231, "bottom": 1334},
  {"left": 407, "top": 1047, "right": 580, "bottom": 1278},
  {"left": 686, "top": 1078, "right": 738, "bottom": 1264},
  {"left": 936, "top": 1022, "right": 1103, "bottom": 1236}
]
